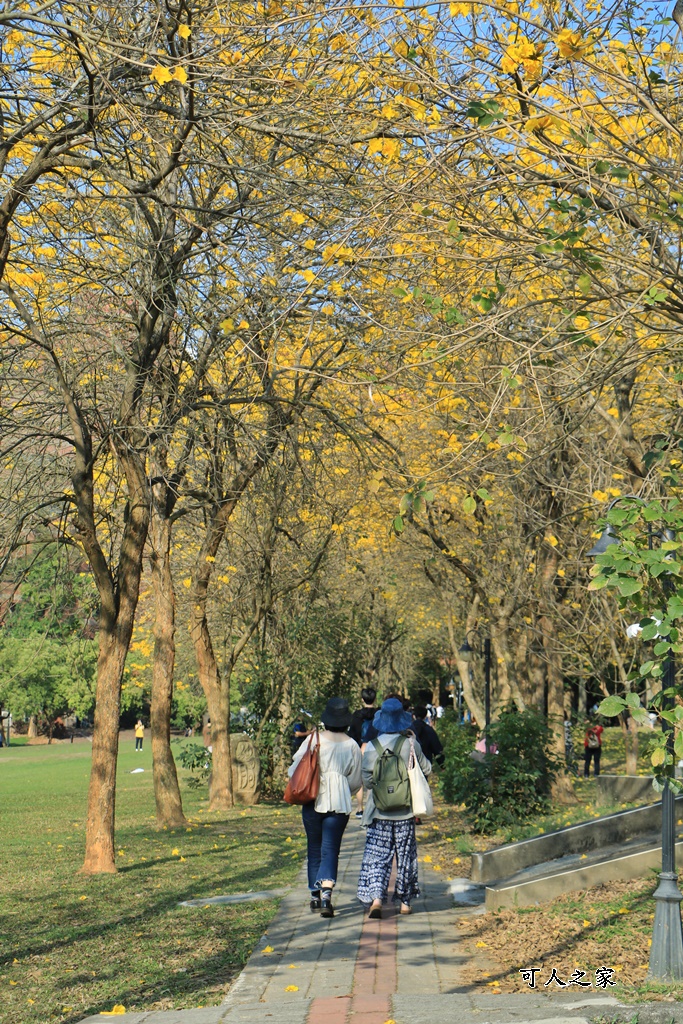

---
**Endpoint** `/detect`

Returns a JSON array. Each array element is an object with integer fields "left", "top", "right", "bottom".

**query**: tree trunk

[
  {"left": 625, "top": 714, "right": 639, "bottom": 775},
  {"left": 193, "top": 604, "right": 234, "bottom": 810},
  {"left": 79, "top": 450, "right": 150, "bottom": 874},
  {"left": 578, "top": 676, "right": 587, "bottom": 718},
  {"left": 446, "top": 601, "right": 485, "bottom": 726},
  {"left": 526, "top": 638, "right": 546, "bottom": 711},
  {"left": 491, "top": 614, "right": 527, "bottom": 711},
  {"left": 539, "top": 549, "right": 565, "bottom": 755},
  {"left": 207, "top": 678, "right": 233, "bottom": 810},
  {"left": 274, "top": 672, "right": 293, "bottom": 784},
  {"left": 28, "top": 715, "right": 37, "bottom": 738},
  {"left": 607, "top": 631, "right": 639, "bottom": 775},
  {"left": 149, "top": 509, "right": 187, "bottom": 828},
  {"left": 81, "top": 632, "right": 130, "bottom": 874}
]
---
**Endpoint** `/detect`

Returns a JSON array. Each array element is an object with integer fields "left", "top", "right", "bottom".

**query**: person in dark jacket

[
  {"left": 410, "top": 706, "right": 445, "bottom": 768},
  {"left": 348, "top": 687, "right": 378, "bottom": 818},
  {"left": 348, "top": 687, "right": 378, "bottom": 746}
]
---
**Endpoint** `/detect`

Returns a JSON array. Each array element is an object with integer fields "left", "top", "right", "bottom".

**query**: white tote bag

[{"left": 408, "top": 738, "right": 434, "bottom": 818}]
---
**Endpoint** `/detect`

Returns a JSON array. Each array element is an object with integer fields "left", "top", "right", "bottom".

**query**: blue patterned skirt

[{"left": 357, "top": 818, "right": 420, "bottom": 906}]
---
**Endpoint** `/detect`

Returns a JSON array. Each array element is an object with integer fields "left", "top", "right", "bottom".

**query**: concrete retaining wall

[
  {"left": 485, "top": 839, "right": 682, "bottom": 910},
  {"left": 594, "top": 775, "right": 656, "bottom": 805},
  {"left": 471, "top": 797, "right": 682, "bottom": 885}
]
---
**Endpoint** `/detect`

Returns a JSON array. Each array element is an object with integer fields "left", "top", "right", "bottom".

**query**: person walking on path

[
  {"left": 348, "top": 686, "right": 378, "bottom": 818},
  {"left": 357, "top": 697, "right": 431, "bottom": 919},
  {"left": 288, "top": 697, "right": 361, "bottom": 919},
  {"left": 583, "top": 723, "right": 603, "bottom": 777},
  {"left": 134, "top": 719, "right": 145, "bottom": 752},
  {"left": 410, "top": 705, "right": 445, "bottom": 768}
]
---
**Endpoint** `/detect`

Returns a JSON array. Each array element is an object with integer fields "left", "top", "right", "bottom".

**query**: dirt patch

[{"left": 454, "top": 875, "right": 666, "bottom": 998}]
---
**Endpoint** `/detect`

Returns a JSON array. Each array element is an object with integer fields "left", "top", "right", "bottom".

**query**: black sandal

[{"left": 368, "top": 903, "right": 382, "bottom": 919}]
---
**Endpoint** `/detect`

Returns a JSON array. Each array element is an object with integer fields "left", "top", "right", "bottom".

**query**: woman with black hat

[
  {"left": 288, "top": 697, "right": 361, "bottom": 918},
  {"left": 357, "top": 697, "right": 431, "bottom": 918}
]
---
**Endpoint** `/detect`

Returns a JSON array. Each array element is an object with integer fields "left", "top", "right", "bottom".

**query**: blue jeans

[{"left": 301, "top": 803, "right": 349, "bottom": 890}]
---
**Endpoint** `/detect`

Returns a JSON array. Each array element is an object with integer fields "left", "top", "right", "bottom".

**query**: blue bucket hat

[{"left": 372, "top": 698, "right": 412, "bottom": 735}]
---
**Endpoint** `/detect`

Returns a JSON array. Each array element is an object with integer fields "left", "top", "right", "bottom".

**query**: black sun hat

[{"left": 321, "top": 697, "right": 352, "bottom": 729}]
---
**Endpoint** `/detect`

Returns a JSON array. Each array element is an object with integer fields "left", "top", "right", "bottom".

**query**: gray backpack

[{"left": 371, "top": 736, "right": 411, "bottom": 812}]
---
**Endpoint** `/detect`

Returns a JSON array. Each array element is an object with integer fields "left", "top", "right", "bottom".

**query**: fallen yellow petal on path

[
  {"left": 101, "top": 1007, "right": 126, "bottom": 1016},
  {"left": 284, "top": 985, "right": 299, "bottom": 992}
]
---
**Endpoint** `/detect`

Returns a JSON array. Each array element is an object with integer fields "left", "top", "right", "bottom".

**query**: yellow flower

[
  {"left": 173, "top": 66, "right": 188, "bottom": 84},
  {"left": 618, "top": 907, "right": 629, "bottom": 914},
  {"left": 556, "top": 28, "right": 591, "bottom": 59},
  {"left": 172, "top": 848, "right": 180, "bottom": 856},
  {"left": 178, "top": 24, "right": 191, "bottom": 38},
  {"left": 476, "top": 941, "right": 488, "bottom": 948},
  {"left": 149, "top": 65, "right": 173, "bottom": 85},
  {"left": 583, "top": 919, "right": 592, "bottom": 926},
  {"left": 284, "top": 985, "right": 299, "bottom": 992},
  {"left": 453, "top": 857, "right": 461, "bottom": 864},
  {"left": 101, "top": 1008, "right": 127, "bottom": 1016},
  {"left": 526, "top": 115, "right": 552, "bottom": 132},
  {"left": 263, "top": 946, "right": 274, "bottom": 954},
  {"left": 423, "top": 855, "right": 432, "bottom": 863},
  {"left": 501, "top": 36, "right": 544, "bottom": 80},
  {"left": 79, "top": 895, "right": 88, "bottom": 901},
  {"left": 592, "top": 490, "right": 608, "bottom": 502}
]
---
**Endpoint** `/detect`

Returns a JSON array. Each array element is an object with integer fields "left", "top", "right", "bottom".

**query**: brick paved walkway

[{"left": 81, "top": 824, "right": 644, "bottom": 1024}]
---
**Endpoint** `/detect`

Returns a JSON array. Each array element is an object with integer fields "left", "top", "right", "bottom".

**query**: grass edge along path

[{"left": 0, "top": 739, "right": 306, "bottom": 1024}]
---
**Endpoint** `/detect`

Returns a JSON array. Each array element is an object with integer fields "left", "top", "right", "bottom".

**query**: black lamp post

[
  {"left": 459, "top": 630, "right": 492, "bottom": 753},
  {"left": 589, "top": 497, "right": 683, "bottom": 980}
]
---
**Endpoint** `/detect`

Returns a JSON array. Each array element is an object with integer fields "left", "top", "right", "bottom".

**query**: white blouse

[{"left": 288, "top": 731, "right": 362, "bottom": 814}]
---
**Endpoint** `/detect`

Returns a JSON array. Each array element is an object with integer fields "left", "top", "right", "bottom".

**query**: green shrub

[
  {"left": 176, "top": 741, "right": 212, "bottom": 788},
  {"left": 440, "top": 705, "right": 561, "bottom": 833}
]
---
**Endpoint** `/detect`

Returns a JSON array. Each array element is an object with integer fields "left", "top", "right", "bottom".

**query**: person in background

[
  {"left": 289, "top": 697, "right": 361, "bottom": 918},
  {"left": 584, "top": 723, "right": 604, "bottom": 777},
  {"left": 410, "top": 706, "right": 445, "bottom": 768},
  {"left": 291, "top": 719, "right": 310, "bottom": 755},
  {"left": 134, "top": 719, "right": 145, "bottom": 752},
  {"left": 348, "top": 686, "right": 379, "bottom": 819}
]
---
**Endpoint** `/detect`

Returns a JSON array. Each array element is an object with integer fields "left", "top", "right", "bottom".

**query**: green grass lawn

[{"left": 0, "top": 739, "right": 306, "bottom": 1024}]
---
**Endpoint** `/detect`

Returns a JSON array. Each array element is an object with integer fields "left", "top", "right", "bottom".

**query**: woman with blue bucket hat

[{"left": 357, "top": 696, "right": 431, "bottom": 918}]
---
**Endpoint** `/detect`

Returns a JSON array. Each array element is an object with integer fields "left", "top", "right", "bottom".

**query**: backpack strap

[
  {"left": 371, "top": 738, "right": 384, "bottom": 757},
  {"left": 391, "top": 735, "right": 407, "bottom": 756}
]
